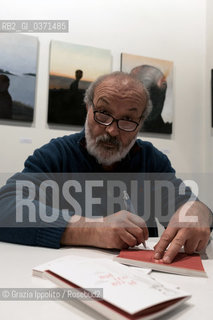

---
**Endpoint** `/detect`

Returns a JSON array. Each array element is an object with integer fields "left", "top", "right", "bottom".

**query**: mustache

[{"left": 96, "top": 134, "right": 121, "bottom": 147}]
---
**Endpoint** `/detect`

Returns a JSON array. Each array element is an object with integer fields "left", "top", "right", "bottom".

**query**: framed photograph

[
  {"left": 121, "top": 53, "right": 173, "bottom": 134},
  {"left": 0, "top": 34, "right": 38, "bottom": 122},
  {"left": 48, "top": 41, "right": 112, "bottom": 126}
]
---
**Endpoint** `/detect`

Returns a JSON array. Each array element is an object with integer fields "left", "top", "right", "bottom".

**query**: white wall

[
  {"left": 205, "top": 0, "right": 213, "bottom": 173},
  {"left": 0, "top": 0, "right": 207, "bottom": 175}
]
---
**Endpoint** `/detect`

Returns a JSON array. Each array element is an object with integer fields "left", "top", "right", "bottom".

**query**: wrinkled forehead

[{"left": 93, "top": 77, "right": 147, "bottom": 107}]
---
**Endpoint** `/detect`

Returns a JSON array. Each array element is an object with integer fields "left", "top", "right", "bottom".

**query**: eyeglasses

[{"left": 92, "top": 104, "right": 142, "bottom": 132}]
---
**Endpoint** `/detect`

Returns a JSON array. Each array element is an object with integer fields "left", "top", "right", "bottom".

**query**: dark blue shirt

[{"left": 0, "top": 130, "right": 190, "bottom": 248}]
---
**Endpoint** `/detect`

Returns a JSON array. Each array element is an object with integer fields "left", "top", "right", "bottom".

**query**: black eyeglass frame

[{"left": 91, "top": 101, "right": 143, "bottom": 132}]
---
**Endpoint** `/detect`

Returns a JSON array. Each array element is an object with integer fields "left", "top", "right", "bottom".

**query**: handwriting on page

[
  {"left": 97, "top": 271, "right": 178, "bottom": 296},
  {"left": 98, "top": 273, "right": 137, "bottom": 286}
]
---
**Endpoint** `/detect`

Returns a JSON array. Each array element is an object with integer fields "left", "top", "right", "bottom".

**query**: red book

[{"left": 115, "top": 250, "right": 207, "bottom": 277}]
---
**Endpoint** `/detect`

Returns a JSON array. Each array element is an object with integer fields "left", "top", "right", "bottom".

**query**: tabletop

[{"left": 0, "top": 237, "right": 213, "bottom": 320}]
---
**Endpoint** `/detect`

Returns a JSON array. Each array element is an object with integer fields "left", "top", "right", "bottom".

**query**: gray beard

[{"left": 85, "top": 116, "right": 137, "bottom": 166}]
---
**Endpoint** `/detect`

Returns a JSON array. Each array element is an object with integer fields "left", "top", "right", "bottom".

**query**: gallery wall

[
  {"left": 0, "top": 0, "right": 208, "bottom": 177},
  {"left": 205, "top": 0, "right": 213, "bottom": 173}
]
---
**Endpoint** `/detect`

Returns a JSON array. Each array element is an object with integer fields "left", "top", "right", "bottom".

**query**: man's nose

[{"left": 105, "top": 121, "right": 119, "bottom": 136}]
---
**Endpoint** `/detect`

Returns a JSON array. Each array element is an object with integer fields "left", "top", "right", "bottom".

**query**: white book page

[
  {"left": 33, "top": 255, "right": 151, "bottom": 275},
  {"left": 47, "top": 257, "right": 189, "bottom": 315},
  {"left": 33, "top": 255, "right": 87, "bottom": 274}
]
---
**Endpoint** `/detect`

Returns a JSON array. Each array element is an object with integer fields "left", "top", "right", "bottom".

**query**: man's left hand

[{"left": 154, "top": 201, "right": 212, "bottom": 263}]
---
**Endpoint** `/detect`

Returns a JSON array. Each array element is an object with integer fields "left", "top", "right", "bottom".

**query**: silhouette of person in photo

[
  {"left": 68, "top": 69, "right": 86, "bottom": 125},
  {"left": 130, "top": 65, "right": 172, "bottom": 134},
  {"left": 69, "top": 69, "right": 83, "bottom": 93},
  {"left": 0, "top": 75, "right": 13, "bottom": 120},
  {"left": 48, "top": 69, "right": 87, "bottom": 125}
]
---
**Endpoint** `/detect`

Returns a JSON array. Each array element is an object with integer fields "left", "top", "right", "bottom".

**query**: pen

[{"left": 122, "top": 190, "right": 146, "bottom": 248}]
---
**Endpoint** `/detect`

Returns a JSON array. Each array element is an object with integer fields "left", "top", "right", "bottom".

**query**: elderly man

[{"left": 0, "top": 72, "right": 211, "bottom": 263}]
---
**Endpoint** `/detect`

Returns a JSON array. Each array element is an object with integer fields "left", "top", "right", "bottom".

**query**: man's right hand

[{"left": 61, "top": 210, "right": 148, "bottom": 249}]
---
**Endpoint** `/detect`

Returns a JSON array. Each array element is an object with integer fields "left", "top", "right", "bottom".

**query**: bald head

[
  {"left": 84, "top": 71, "right": 151, "bottom": 121},
  {"left": 130, "top": 65, "right": 167, "bottom": 91}
]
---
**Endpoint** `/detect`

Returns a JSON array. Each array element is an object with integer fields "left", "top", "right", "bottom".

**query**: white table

[{"left": 0, "top": 238, "right": 213, "bottom": 320}]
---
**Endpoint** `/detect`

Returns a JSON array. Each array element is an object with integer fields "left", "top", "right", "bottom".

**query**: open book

[
  {"left": 33, "top": 256, "right": 190, "bottom": 320},
  {"left": 114, "top": 249, "right": 207, "bottom": 277}
]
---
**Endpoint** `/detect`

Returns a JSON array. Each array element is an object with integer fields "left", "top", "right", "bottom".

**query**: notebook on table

[{"left": 114, "top": 249, "right": 207, "bottom": 277}]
